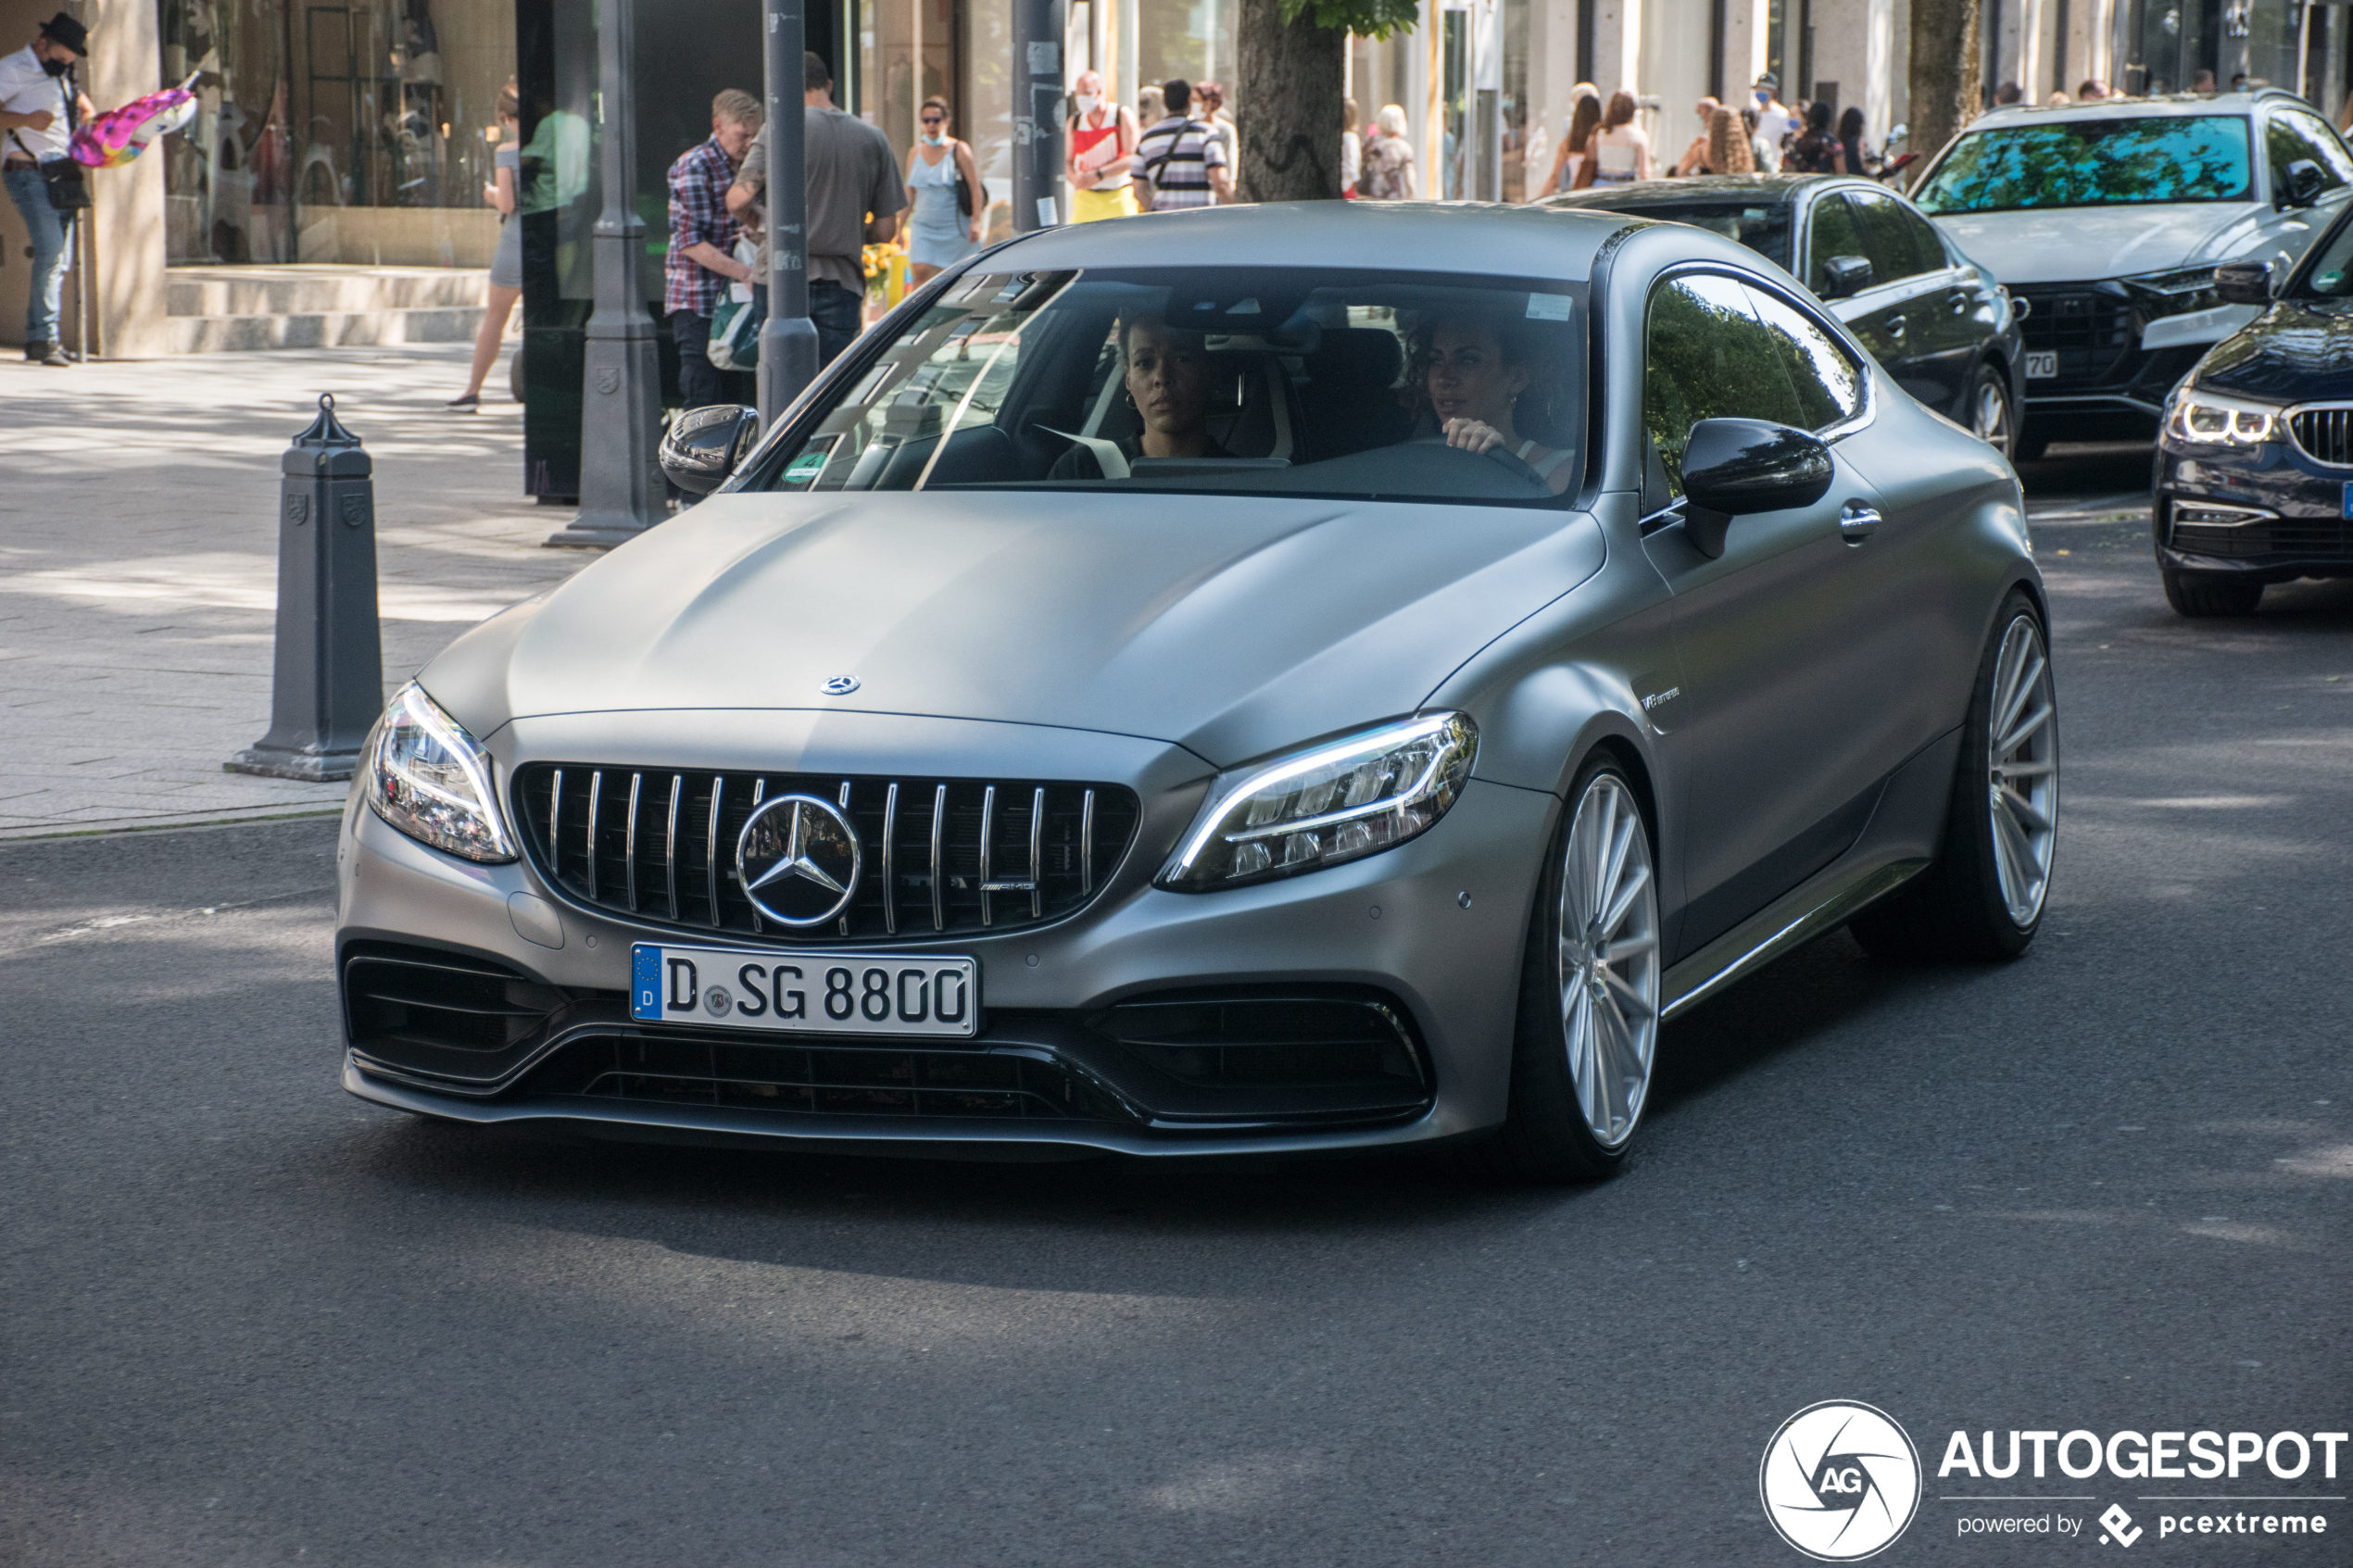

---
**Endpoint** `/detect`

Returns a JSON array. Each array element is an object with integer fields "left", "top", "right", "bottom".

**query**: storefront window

[{"left": 159, "top": 0, "right": 516, "bottom": 266}]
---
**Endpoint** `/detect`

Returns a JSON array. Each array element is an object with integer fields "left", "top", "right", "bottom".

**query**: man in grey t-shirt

[{"left": 728, "top": 52, "right": 905, "bottom": 368}]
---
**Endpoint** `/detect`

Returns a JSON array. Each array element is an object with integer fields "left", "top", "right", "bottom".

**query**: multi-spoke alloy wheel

[
  {"left": 1986, "top": 614, "right": 2057, "bottom": 925},
  {"left": 1849, "top": 591, "right": 2058, "bottom": 961},
  {"left": 1485, "top": 759, "right": 1663, "bottom": 1182},
  {"left": 1970, "top": 366, "right": 2014, "bottom": 458},
  {"left": 1556, "top": 772, "right": 1661, "bottom": 1148}
]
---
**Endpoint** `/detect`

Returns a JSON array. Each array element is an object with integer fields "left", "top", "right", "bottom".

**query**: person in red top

[{"left": 1065, "top": 69, "right": 1139, "bottom": 222}]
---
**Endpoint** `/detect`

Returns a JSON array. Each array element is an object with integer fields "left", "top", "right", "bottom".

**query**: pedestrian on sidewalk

[
  {"left": 1672, "top": 95, "right": 1721, "bottom": 175},
  {"left": 1190, "top": 82, "right": 1237, "bottom": 196},
  {"left": 1133, "top": 80, "right": 1231, "bottom": 210},
  {"left": 1536, "top": 85, "right": 1601, "bottom": 196},
  {"left": 449, "top": 81, "right": 522, "bottom": 410},
  {"left": 1707, "top": 106, "right": 1755, "bottom": 176},
  {"left": 725, "top": 54, "right": 901, "bottom": 370},
  {"left": 1836, "top": 107, "right": 1870, "bottom": 179},
  {"left": 1340, "top": 96, "right": 1361, "bottom": 195},
  {"left": 1750, "top": 74, "right": 1793, "bottom": 172},
  {"left": 665, "top": 88, "right": 761, "bottom": 411},
  {"left": 905, "top": 96, "right": 983, "bottom": 281},
  {"left": 1785, "top": 101, "right": 1843, "bottom": 173},
  {"left": 1583, "top": 91, "right": 1652, "bottom": 185},
  {"left": 1138, "top": 83, "right": 1164, "bottom": 130},
  {"left": 1359, "top": 103, "right": 1416, "bottom": 198},
  {"left": 1066, "top": 70, "right": 1139, "bottom": 220},
  {"left": 1, "top": 12, "right": 94, "bottom": 368}
]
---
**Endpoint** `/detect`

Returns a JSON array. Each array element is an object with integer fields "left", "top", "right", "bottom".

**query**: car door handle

[
  {"left": 1839, "top": 503, "right": 1881, "bottom": 544},
  {"left": 1949, "top": 293, "right": 1969, "bottom": 316},
  {"left": 1885, "top": 314, "right": 1906, "bottom": 338}
]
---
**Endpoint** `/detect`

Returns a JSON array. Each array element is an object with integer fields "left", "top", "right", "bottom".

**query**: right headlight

[
  {"left": 360, "top": 682, "right": 517, "bottom": 863},
  {"left": 1157, "top": 713, "right": 1478, "bottom": 891},
  {"left": 2164, "top": 387, "right": 2282, "bottom": 447}
]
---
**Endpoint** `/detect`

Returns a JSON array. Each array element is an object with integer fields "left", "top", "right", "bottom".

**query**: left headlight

[
  {"left": 2165, "top": 386, "right": 2282, "bottom": 447},
  {"left": 1158, "top": 713, "right": 1478, "bottom": 892},
  {"left": 361, "top": 682, "right": 517, "bottom": 863}
]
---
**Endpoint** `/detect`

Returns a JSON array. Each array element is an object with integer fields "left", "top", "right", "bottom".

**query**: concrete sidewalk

[{"left": 0, "top": 345, "right": 598, "bottom": 838}]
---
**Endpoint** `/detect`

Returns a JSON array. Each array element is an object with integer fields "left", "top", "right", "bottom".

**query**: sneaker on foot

[
  {"left": 36, "top": 342, "right": 69, "bottom": 367},
  {"left": 445, "top": 392, "right": 480, "bottom": 410}
]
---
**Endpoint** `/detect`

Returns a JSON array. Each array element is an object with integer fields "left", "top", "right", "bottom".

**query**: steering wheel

[{"left": 1412, "top": 434, "right": 1547, "bottom": 486}]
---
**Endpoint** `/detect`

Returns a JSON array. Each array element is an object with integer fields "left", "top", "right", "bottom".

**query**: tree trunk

[
  {"left": 1907, "top": 0, "right": 1982, "bottom": 174},
  {"left": 1237, "top": 0, "right": 1346, "bottom": 203}
]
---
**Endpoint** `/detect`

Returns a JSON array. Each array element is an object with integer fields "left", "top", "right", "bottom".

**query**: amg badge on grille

[{"left": 736, "top": 796, "right": 862, "bottom": 926}]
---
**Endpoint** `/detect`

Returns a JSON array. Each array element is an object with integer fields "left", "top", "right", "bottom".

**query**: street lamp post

[
  {"left": 758, "top": 0, "right": 819, "bottom": 427},
  {"left": 1012, "top": 0, "right": 1068, "bottom": 232},
  {"left": 549, "top": 0, "right": 665, "bottom": 548}
]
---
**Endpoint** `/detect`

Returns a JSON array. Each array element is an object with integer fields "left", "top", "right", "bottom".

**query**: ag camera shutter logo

[{"left": 1760, "top": 1400, "right": 1923, "bottom": 1561}]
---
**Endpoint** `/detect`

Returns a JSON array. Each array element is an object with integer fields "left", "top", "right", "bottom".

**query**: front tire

[
  {"left": 1851, "top": 592, "right": 2057, "bottom": 960},
  {"left": 1968, "top": 362, "right": 2016, "bottom": 459},
  {"left": 2162, "top": 566, "right": 2264, "bottom": 618},
  {"left": 1487, "top": 756, "right": 1662, "bottom": 1183}
]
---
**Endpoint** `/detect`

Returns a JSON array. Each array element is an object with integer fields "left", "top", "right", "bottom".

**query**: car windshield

[
  {"left": 1912, "top": 114, "right": 2255, "bottom": 213},
  {"left": 739, "top": 266, "right": 1586, "bottom": 506},
  {"left": 1594, "top": 201, "right": 1791, "bottom": 270}
]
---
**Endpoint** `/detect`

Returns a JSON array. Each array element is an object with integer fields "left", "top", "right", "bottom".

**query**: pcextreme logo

[{"left": 1760, "top": 1401, "right": 1925, "bottom": 1561}]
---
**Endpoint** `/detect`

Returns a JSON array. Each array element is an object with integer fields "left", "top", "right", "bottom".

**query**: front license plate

[
  {"left": 2025, "top": 351, "right": 2058, "bottom": 379},
  {"left": 631, "top": 944, "right": 979, "bottom": 1038}
]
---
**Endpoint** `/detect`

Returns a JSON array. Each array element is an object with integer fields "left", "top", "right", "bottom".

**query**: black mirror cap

[
  {"left": 1819, "top": 254, "right": 1874, "bottom": 299},
  {"left": 2283, "top": 158, "right": 2327, "bottom": 207},
  {"left": 659, "top": 404, "right": 761, "bottom": 495},
  {"left": 2213, "top": 260, "right": 2274, "bottom": 307},
  {"left": 1680, "top": 419, "right": 1835, "bottom": 557}
]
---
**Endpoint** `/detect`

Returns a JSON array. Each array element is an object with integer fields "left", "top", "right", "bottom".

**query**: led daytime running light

[
  {"left": 363, "top": 683, "right": 517, "bottom": 863},
  {"left": 2166, "top": 390, "right": 2279, "bottom": 447}
]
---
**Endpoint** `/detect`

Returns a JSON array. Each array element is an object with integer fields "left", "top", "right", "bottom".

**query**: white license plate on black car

[
  {"left": 2025, "top": 351, "right": 2058, "bottom": 379},
  {"left": 631, "top": 944, "right": 979, "bottom": 1037}
]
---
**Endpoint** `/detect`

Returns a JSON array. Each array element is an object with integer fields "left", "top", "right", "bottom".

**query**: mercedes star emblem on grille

[
  {"left": 736, "top": 796, "right": 863, "bottom": 927},
  {"left": 822, "top": 675, "right": 861, "bottom": 696}
]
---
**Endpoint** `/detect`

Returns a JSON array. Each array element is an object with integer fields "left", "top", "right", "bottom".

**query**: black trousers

[{"left": 670, "top": 307, "right": 755, "bottom": 410}]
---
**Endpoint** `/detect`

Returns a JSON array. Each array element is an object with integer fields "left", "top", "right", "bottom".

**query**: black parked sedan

[
  {"left": 2155, "top": 205, "right": 2353, "bottom": 616},
  {"left": 1542, "top": 175, "right": 2027, "bottom": 457}
]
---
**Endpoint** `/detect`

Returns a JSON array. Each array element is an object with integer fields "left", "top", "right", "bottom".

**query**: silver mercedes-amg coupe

[{"left": 337, "top": 202, "right": 2056, "bottom": 1179}]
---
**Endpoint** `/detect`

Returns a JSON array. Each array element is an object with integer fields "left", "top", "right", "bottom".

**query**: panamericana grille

[
  {"left": 2018, "top": 288, "right": 2134, "bottom": 382},
  {"left": 512, "top": 765, "right": 1140, "bottom": 942},
  {"left": 2172, "top": 516, "right": 2353, "bottom": 561},
  {"left": 2288, "top": 405, "right": 2353, "bottom": 467}
]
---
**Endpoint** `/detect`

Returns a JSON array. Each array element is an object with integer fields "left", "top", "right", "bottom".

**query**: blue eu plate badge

[{"left": 2341, "top": 482, "right": 2353, "bottom": 520}]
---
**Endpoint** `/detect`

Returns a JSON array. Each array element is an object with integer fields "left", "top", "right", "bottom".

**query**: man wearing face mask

[
  {"left": 1, "top": 12, "right": 94, "bottom": 367},
  {"left": 1065, "top": 69, "right": 1138, "bottom": 222},
  {"left": 1749, "top": 73, "right": 1792, "bottom": 173}
]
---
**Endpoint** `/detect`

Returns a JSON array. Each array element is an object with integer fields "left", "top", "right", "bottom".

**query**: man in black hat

[{"left": 1, "top": 12, "right": 94, "bottom": 366}]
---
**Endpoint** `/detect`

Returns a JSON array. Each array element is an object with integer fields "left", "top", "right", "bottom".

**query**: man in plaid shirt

[{"left": 665, "top": 88, "right": 762, "bottom": 410}]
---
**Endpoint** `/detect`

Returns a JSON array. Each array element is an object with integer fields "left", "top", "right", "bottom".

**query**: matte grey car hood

[
  {"left": 1931, "top": 202, "right": 2266, "bottom": 282},
  {"left": 427, "top": 489, "right": 1606, "bottom": 769}
]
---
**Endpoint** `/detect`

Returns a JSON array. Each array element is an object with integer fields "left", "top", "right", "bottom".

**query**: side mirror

[
  {"left": 1818, "top": 254, "right": 1875, "bottom": 299},
  {"left": 659, "top": 404, "right": 761, "bottom": 495},
  {"left": 2281, "top": 157, "right": 2326, "bottom": 208},
  {"left": 1679, "top": 419, "right": 1836, "bottom": 558},
  {"left": 2213, "top": 259, "right": 2274, "bottom": 306}
]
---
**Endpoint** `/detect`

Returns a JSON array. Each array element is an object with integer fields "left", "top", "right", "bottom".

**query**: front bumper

[
  {"left": 336, "top": 718, "right": 1557, "bottom": 1158},
  {"left": 2013, "top": 280, "right": 2221, "bottom": 436},
  {"left": 2154, "top": 434, "right": 2353, "bottom": 580}
]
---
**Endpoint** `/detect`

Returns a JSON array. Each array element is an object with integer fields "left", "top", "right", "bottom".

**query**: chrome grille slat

[
  {"left": 623, "top": 772, "right": 642, "bottom": 911},
  {"left": 585, "top": 771, "right": 603, "bottom": 901},
  {"left": 665, "top": 774, "right": 682, "bottom": 920},
  {"left": 516, "top": 766, "right": 1138, "bottom": 946},
  {"left": 746, "top": 780, "right": 766, "bottom": 935}
]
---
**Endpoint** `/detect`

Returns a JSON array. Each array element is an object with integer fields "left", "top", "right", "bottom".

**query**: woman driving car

[{"left": 1415, "top": 314, "right": 1574, "bottom": 493}]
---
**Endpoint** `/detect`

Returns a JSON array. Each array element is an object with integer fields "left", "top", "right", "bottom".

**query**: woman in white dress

[{"left": 1583, "top": 90, "right": 1652, "bottom": 185}]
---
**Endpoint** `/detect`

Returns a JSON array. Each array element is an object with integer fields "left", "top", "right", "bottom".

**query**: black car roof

[{"left": 1537, "top": 175, "right": 1866, "bottom": 212}]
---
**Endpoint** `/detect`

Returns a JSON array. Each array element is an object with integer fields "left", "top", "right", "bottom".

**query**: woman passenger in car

[
  {"left": 1412, "top": 313, "right": 1575, "bottom": 492},
  {"left": 1050, "top": 313, "right": 1234, "bottom": 478}
]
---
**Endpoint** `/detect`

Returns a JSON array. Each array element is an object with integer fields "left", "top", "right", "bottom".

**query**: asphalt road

[{"left": 6, "top": 448, "right": 2349, "bottom": 1566}]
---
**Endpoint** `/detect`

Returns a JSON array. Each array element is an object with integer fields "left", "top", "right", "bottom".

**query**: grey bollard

[{"left": 226, "top": 394, "right": 384, "bottom": 784}]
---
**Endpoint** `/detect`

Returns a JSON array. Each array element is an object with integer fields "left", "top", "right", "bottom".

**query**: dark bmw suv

[
  {"left": 2154, "top": 201, "right": 2353, "bottom": 616},
  {"left": 1542, "top": 175, "right": 2026, "bottom": 457}
]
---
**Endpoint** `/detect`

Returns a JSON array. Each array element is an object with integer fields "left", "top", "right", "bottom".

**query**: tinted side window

[
  {"left": 2268, "top": 110, "right": 2353, "bottom": 192},
  {"left": 1742, "top": 283, "right": 1866, "bottom": 431},
  {"left": 1643, "top": 274, "right": 1804, "bottom": 495},
  {"left": 1848, "top": 190, "right": 1936, "bottom": 282},
  {"left": 1806, "top": 195, "right": 1869, "bottom": 293}
]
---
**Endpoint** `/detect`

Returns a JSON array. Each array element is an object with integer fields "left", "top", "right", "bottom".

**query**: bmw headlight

[
  {"left": 2125, "top": 265, "right": 2222, "bottom": 318},
  {"left": 361, "top": 682, "right": 517, "bottom": 862},
  {"left": 1158, "top": 713, "right": 1478, "bottom": 891},
  {"left": 2165, "top": 387, "right": 2281, "bottom": 447}
]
